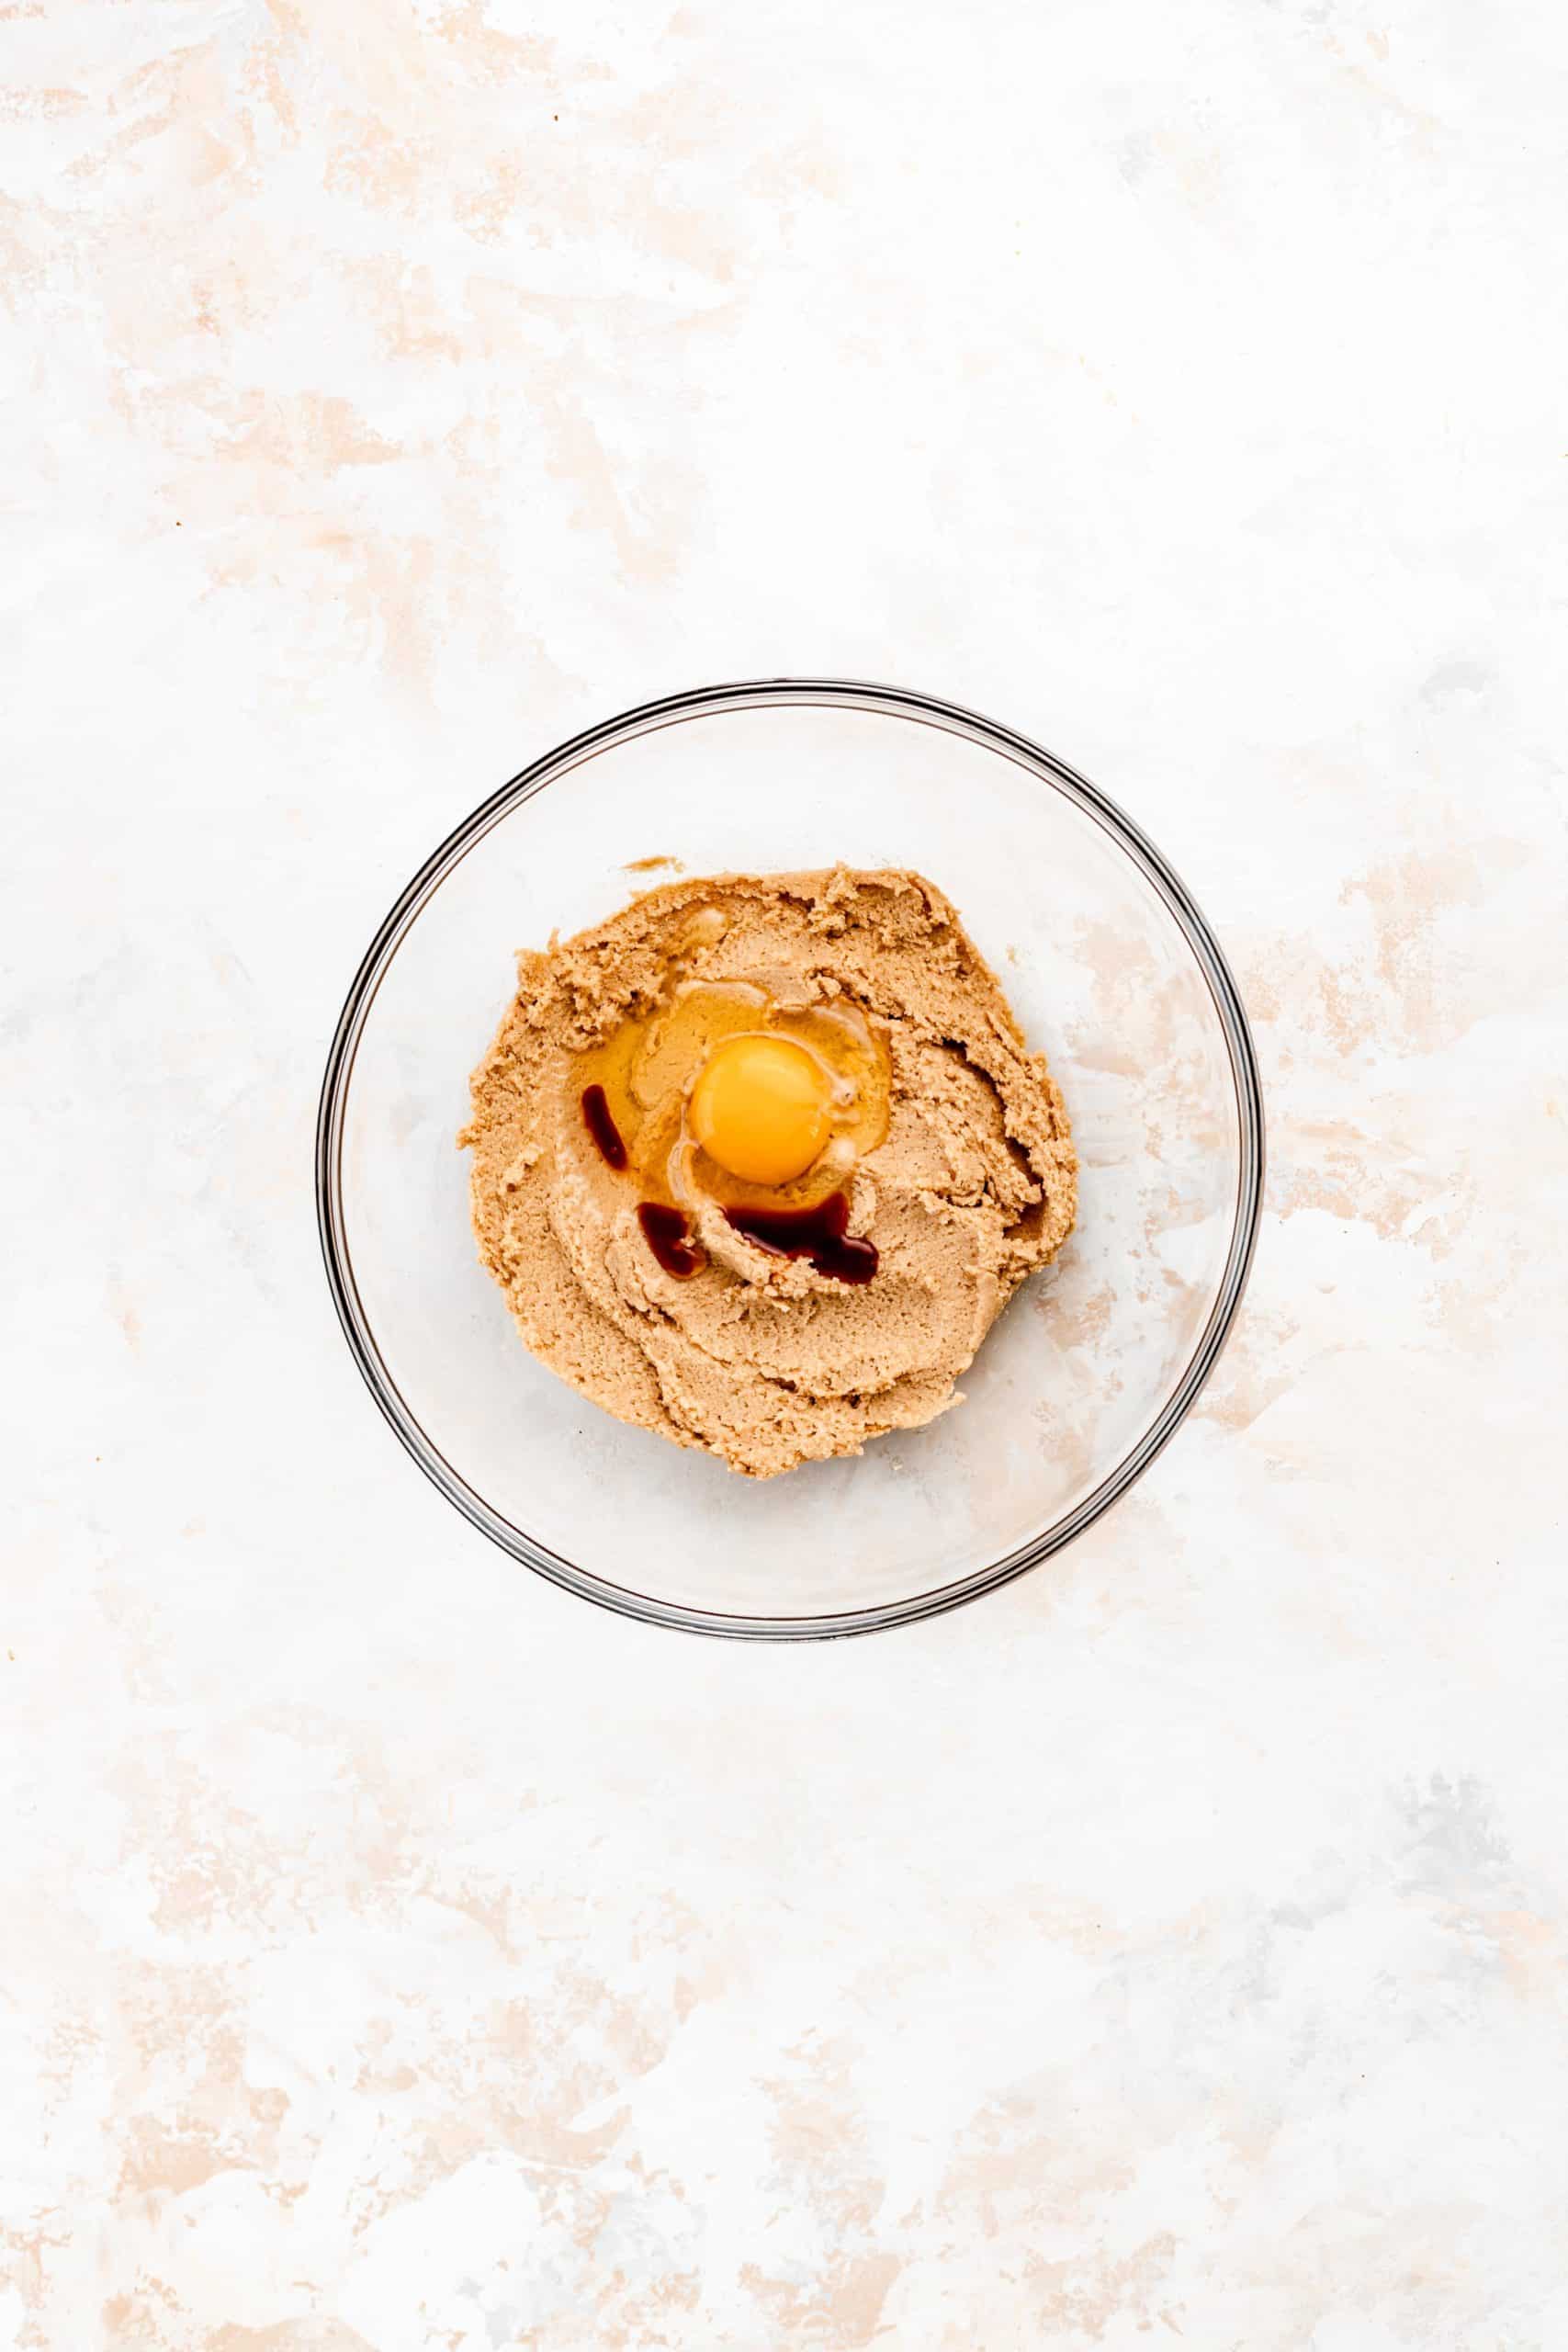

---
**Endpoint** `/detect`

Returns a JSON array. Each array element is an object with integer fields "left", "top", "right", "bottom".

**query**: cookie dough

[{"left": 462, "top": 868, "right": 1076, "bottom": 1477}]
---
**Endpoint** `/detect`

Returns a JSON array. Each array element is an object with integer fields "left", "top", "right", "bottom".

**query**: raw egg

[{"left": 688, "top": 1034, "right": 833, "bottom": 1187}]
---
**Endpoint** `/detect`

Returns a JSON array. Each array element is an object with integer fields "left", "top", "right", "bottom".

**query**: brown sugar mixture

[{"left": 461, "top": 869, "right": 1076, "bottom": 1478}]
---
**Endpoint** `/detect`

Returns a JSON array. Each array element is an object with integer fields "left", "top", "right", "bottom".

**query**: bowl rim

[{"left": 316, "top": 677, "right": 1265, "bottom": 1641}]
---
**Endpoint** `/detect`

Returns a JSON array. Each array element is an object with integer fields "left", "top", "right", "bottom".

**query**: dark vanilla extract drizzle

[
  {"left": 637, "top": 1202, "right": 705, "bottom": 1278},
  {"left": 724, "top": 1192, "right": 878, "bottom": 1285},
  {"left": 581, "top": 1084, "right": 627, "bottom": 1170}
]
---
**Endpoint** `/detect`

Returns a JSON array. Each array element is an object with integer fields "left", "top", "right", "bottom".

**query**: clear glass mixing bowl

[{"left": 317, "top": 681, "right": 1263, "bottom": 1638}]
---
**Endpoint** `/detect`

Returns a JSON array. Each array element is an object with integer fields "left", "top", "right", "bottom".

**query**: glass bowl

[{"left": 317, "top": 680, "right": 1263, "bottom": 1639}]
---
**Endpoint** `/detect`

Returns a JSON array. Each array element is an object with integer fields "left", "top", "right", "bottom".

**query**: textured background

[{"left": 5, "top": 0, "right": 1567, "bottom": 2344}]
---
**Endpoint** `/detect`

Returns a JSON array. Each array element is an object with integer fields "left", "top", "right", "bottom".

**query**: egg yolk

[{"left": 688, "top": 1034, "right": 832, "bottom": 1187}]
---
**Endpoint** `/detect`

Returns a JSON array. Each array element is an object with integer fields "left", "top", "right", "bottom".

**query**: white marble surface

[{"left": 5, "top": 1, "right": 1567, "bottom": 2344}]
